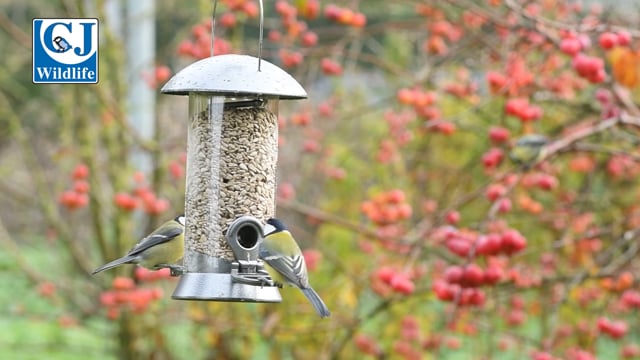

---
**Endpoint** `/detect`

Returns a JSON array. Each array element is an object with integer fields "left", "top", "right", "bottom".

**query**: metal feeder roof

[{"left": 161, "top": 54, "right": 307, "bottom": 99}]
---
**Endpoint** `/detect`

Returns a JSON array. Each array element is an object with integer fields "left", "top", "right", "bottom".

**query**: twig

[{"left": 0, "top": 12, "right": 31, "bottom": 48}]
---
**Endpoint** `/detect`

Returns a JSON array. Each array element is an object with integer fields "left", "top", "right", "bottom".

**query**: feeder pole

[{"left": 126, "top": 0, "right": 155, "bottom": 175}]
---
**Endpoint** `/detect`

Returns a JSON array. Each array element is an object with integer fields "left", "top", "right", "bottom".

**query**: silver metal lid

[{"left": 161, "top": 54, "right": 307, "bottom": 99}]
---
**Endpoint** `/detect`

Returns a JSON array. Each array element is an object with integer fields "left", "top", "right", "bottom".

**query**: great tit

[
  {"left": 92, "top": 215, "right": 185, "bottom": 275},
  {"left": 260, "top": 218, "right": 331, "bottom": 318},
  {"left": 509, "top": 134, "right": 549, "bottom": 168}
]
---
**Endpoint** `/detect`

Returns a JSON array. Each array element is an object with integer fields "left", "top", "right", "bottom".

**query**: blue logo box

[{"left": 33, "top": 18, "right": 99, "bottom": 84}]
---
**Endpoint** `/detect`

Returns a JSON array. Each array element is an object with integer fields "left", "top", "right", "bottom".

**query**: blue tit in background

[
  {"left": 260, "top": 218, "right": 331, "bottom": 318},
  {"left": 92, "top": 215, "right": 185, "bottom": 275},
  {"left": 509, "top": 134, "right": 549, "bottom": 168}
]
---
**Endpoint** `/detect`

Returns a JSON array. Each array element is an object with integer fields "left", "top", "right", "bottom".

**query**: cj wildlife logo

[{"left": 33, "top": 18, "right": 98, "bottom": 84}]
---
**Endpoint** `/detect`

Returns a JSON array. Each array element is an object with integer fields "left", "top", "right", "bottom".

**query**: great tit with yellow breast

[
  {"left": 509, "top": 134, "right": 549, "bottom": 168},
  {"left": 92, "top": 214, "right": 185, "bottom": 275},
  {"left": 260, "top": 218, "right": 331, "bottom": 318}
]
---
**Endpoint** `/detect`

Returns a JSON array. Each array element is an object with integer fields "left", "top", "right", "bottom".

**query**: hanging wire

[
  {"left": 258, "top": 0, "right": 264, "bottom": 71},
  {"left": 211, "top": 0, "right": 263, "bottom": 69},
  {"left": 211, "top": 0, "right": 219, "bottom": 57}
]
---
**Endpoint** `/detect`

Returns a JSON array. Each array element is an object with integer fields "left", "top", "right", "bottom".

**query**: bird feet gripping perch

[{"left": 230, "top": 260, "right": 279, "bottom": 287}]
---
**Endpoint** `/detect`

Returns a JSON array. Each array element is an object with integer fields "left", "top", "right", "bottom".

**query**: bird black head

[
  {"left": 264, "top": 218, "right": 287, "bottom": 236},
  {"left": 175, "top": 214, "right": 186, "bottom": 226}
]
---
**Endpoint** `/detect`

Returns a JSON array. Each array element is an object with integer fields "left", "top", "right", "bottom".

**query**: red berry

[
  {"left": 486, "top": 71, "right": 507, "bottom": 93},
  {"left": 154, "top": 65, "right": 171, "bottom": 83},
  {"left": 536, "top": 174, "right": 558, "bottom": 190},
  {"left": 486, "top": 183, "right": 506, "bottom": 202},
  {"left": 488, "top": 126, "right": 510, "bottom": 143},
  {"left": 300, "top": 0, "right": 320, "bottom": 19},
  {"left": 114, "top": 192, "right": 138, "bottom": 211},
  {"left": 432, "top": 280, "right": 455, "bottom": 301},
  {"left": 621, "top": 290, "right": 640, "bottom": 308},
  {"left": 482, "top": 148, "right": 504, "bottom": 169},
  {"left": 397, "top": 88, "right": 416, "bottom": 105},
  {"left": 501, "top": 229, "right": 527, "bottom": 255},
  {"left": 476, "top": 233, "right": 502, "bottom": 256},
  {"left": 446, "top": 238, "right": 471, "bottom": 257},
  {"left": 445, "top": 210, "right": 460, "bottom": 225},
  {"left": 462, "top": 264, "right": 484, "bottom": 287},
  {"left": 376, "top": 266, "right": 396, "bottom": 284},
  {"left": 468, "top": 288, "right": 486, "bottom": 306},
  {"left": 560, "top": 38, "right": 582, "bottom": 56},
  {"left": 37, "top": 282, "right": 56, "bottom": 297},
  {"left": 277, "top": 182, "right": 295, "bottom": 201},
  {"left": 72, "top": 180, "right": 90, "bottom": 194},
  {"left": 435, "top": 121, "right": 456, "bottom": 135},
  {"left": 609, "top": 320, "right": 629, "bottom": 339},
  {"left": 219, "top": 13, "right": 236, "bottom": 28},
  {"left": 302, "top": 139, "right": 321, "bottom": 153},
  {"left": 302, "top": 249, "right": 322, "bottom": 271},
  {"left": 617, "top": 30, "right": 632, "bottom": 46},
  {"left": 100, "top": 291, "right": 117, "bottom": 307},
  {"left": 72, "top": 163, "right": 89, "bottom": 180},
  {"left": 497, "top": 198, "right": 512, "bottom": 213},
  {"left": 112, "top": 276, "right": 135, "bottom": 290},
  {"left": 444, "top": 265, "right": 464, "bottom": 284},
  {"left": 242, "top": 2, "right": 259, "bottom": 17},
  {"left": 621, "top": 344, "right": 640, "bottom": 358},
  {"left": 506, "top": 309, "right": 526, "bottom": 326},
  {"left": 268, "top": 30, "right": 282, "bottom": 42},
  {"left": 320, "top": 58, "right": 343, "bottom": 75},
  {"left": 354, "top": 334, "right": 381, "bottom": 356},
  {"left": 599, "top": 32, "right": 618, "bottom": 49},
  {"left": 390, "top": 273, "right": 415, "bottom": 295},
  {"left": 177, "top": 40, "right": 194, "bottom": 56},
  {"left": 324, "top": 4, "right": 341, "bottom": 21},
  {"left": 505, "top": 98, "right": 529, "bottom": 117},
  {"left": 483, "top": 264, "right": 503, "bottom": 285},
  {"left": 301, "top": 31, "right": 318, "bottom": 47},
  {"left": 351, "top": 12, "right": 367, "bottom": 28}
]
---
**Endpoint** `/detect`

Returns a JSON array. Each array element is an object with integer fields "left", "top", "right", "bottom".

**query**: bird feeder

[{"left": 161, "top": 53, "right": 306, "bottom": 302}]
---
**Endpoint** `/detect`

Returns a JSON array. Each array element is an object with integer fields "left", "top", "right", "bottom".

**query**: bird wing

[
  {"left": 263, "top": 252, "right": 310, "bottom": 288},
  {"left": 127, "top": 225, "right": 183, "bottom": 257},
  {"left": 260, "top": 230, "right": 310, "bottom": 288}
]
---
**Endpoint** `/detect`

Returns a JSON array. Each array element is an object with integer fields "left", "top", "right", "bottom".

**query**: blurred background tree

[{"left": 2, "top": 0, "right": 640, "bottom": 359}]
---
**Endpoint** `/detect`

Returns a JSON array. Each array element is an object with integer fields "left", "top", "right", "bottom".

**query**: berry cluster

[
  {"left": 597, "top": 317, "right": 628, "bottom": 340},
  {"left": 99, "top": 275, "right": 165, "bottom": 320},
  {"left": 320, "top": 58, "right": 343, "bottom": 76},
  {"left": 113, "top": 172, "right": 169, "bottom": 215},
  {"left": 505, "top": 97, "right": 543, "bottom": 123},
  {"left": 373, "top": 266, "right": 416, "bottom": 296},
  {"left": 444, "top": 228, "right": 527, "bottom": 258},
  {"left": 481, "top": 147, "right": 505, "bottom": 170},
  {"left": 431, "top": 225, "right": 527, "bottom": 307},
  {"left": 521, "top": 172, "right": 559, "bottom": 191},
  {"left": 269, "top": 1, "right": 323, "bottom": 68},
  {"left": 58, "top": 163, "right": 90, "bottom": 210},
  {"left": 598, "top": 31, "right": 631, "bottom": 50},
  {"left": 559, "top": 31, "right": 609, "bottom": 84},
  {"left": 395, "top": 87, "right": 456, "bottom": 136},
  {"left": 324, "top": 4, "right": 366, "bottom": 28},
  {"left": 361, "top": 189, "right": 412, "bottom": 226},
  {"left": 354, "top": 334, "right": 383, "bottom": 357},
  {"left": 177, "top": 19, "right": 232, "bottom": 59},
  {"left": 607, "top": 154, "right": 640, "bottom": 180}
]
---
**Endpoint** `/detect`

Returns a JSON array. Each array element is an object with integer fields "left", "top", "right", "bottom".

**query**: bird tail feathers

[
  {"left": 301, "top": 287, "right": 331, "bottom": 318},
  {"left": 91, "top": 255, "right": 137, "bottom": 275}
]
